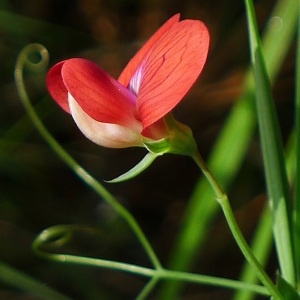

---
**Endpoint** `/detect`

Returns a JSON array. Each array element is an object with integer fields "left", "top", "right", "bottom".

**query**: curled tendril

[
  {"left": 16, "top": 43, "right": 49, "bottom": 73},
  {"left": 14, "top": 43, "right": 51, "bottom": 136},
  {"left": 33, "top": 225, "right": 76, "bottom": 252},
  {"left": 32, "top": 225, "right": 156, "bottom": 277},
  {"left": 15, "top": 44, "right": 49, "bottom": 73},
  {"left": 33, "top": 225, "right": 106, "bottom": 252},
  {"left": 31, "top": 226, "right": 269, "bottom": 300},
  {"left": 15, "top": 43, "right": 49, "bottom": 99}
]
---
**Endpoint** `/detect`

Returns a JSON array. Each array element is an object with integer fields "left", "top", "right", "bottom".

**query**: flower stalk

[{"left": 192, "top": 152, "right": 283, "bottom": 300}]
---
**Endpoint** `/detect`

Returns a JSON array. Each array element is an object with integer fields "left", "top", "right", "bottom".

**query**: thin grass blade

[
  {"left": 244, "top": 0, "right": 295, "bottom": 287},
  {"left": 294, "top": 0, "right": 300, "bottom": 285}
]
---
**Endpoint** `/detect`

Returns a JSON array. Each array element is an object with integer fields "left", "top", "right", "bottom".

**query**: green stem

[
  {"left": 32, "top": 226, "right": 269, "bottom": 297},
  {"left": 193, "top": 152, "right": 284, "bottom": 300},
  {"left": 192, "top": 151, "right": 225, "bottom": 200},
  {"left": 218, "top": 196, "right": 283, "bottom": 300},
  {"left": 136, "top": 277, "right": 160, "bottom": 300},
  {"left": 159, "top": 269, "right": 269, "bottom": 296},
  {"left": 233, "top": 204, "right": 273, "bottom": 300},
  {"left": 14, "top": 43, "right": 161, "bottom": 270}
]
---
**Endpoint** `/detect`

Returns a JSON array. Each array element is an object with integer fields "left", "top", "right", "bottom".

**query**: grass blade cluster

[{"left": 245, "top": 0, "right": 295, "bottom": 287}]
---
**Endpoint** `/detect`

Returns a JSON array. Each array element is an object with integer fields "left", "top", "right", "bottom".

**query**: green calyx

[
  {"left": 142, "top": 113, "right": 198, "bottom": 157},
  {"left": 108, "top": 114, "right": 198, "bottom": 183}
]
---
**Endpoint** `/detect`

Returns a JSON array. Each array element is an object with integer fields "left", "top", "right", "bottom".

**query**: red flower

[{"left": 46, "top": 14, "right": 209, "bottom": 149}]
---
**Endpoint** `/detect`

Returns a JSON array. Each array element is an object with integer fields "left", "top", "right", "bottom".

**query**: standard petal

[
  {"left": 46, "top": 61, "right": 71, "bottom": 113},
  {"left": 68, "top": 94, "right": 143, "bottom": 148},
  {"left": 61, "top": 58, "right": 140, "bottom": 130},
  {"left": 135, "top": 19, "right": 210, "bottom": 130},
  {"left": 118, "top": 14, "right": 180, "bottom": 87}
]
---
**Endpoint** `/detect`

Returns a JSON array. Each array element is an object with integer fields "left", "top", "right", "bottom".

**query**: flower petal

[
  {"left": 61, "top": 58, "right": 140, "bottom": 130},
  {"left": 137, "top": 19, "right": 209, "bottom": 130},
  {"left": 132, "top": 20, "right": 209, "bottom": 129},
  {"left": 68, "top": 94, "right": 143, "bottom": 148},
  {"left": 118, "top": 14, "right": 180, "bottom": 87},
  {"left": 46, "top": 61, "right": 71, "bottom": 113}
]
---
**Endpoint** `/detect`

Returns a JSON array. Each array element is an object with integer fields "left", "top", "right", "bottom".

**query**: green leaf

[
  {"left": 106, "top": 152, "right": 159, "bottom": 183},
  {"left": 245, "top": 0, "right": 295, "bottom": 286},
  {"left": 294, "top": 0, "right": 300, "bottom": 282},
  {"left": 277, "top": 273, "right": 300, "bottom": 300}
]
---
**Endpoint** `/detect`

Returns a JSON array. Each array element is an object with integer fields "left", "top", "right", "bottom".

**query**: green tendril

[{"left": 32, "top": 225, "right": 269, "bottom": 298}]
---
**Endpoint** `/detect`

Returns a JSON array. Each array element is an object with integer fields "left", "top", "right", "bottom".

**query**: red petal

[
  {"left": 137, "top": 19, "right": 210, "bottom": 130},
  {"left": 46, "top": 61, "right": 71, "bottom": 113},
  {"left": 61, "top": 58, "right": 140, "bottom": 130},
  {"left": 118, "top": 14, "right": 180, "bottom": 87}
]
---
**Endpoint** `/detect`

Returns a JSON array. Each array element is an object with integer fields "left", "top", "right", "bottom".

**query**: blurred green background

[{"left": 0, "top": 0, "right": 295, "bottom": 299}]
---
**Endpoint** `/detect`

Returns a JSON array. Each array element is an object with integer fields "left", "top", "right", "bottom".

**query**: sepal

[
  {"left": 143, "top": 113, "right": 197, "bottom": 157},
  {"left": 142, "top": 136, "right": 171, "bottom": 154},
  {"left": 106, "top": 152, "right": 160, "bottom": 183},
  {"left": 108, "top": 114, "right": 198, "bottom": 183}
]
